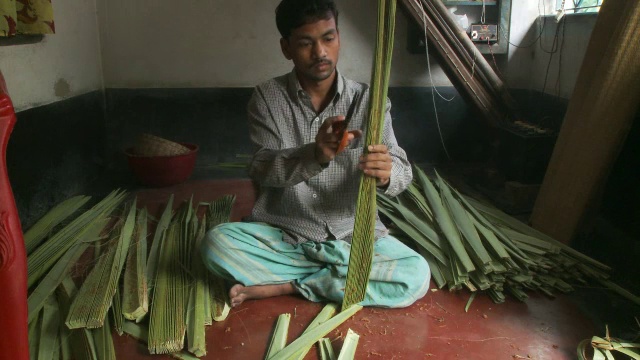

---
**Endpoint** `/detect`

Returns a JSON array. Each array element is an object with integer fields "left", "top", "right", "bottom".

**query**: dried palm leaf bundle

[
  {"left": 205, "top": 194, "right": 236, "bottom": 230},
  {"left": 27, "top": 190, "right": 127, "bottom": 288},
  {"left": 122, "top": 322, "right": 200, "bottom": 360},
  {"left": 147, "top": 199, "right": 194, "bottom": 354},
  {"left": 24, "top": 195, "right": 90, "bottom": 255},
  {"left": 65, "top": 199, "right": 137, "bottom": 329},
  {"left": 343, "top": 0, "right": 397, "bottom": 311},
  {"left": 27, "top": 217, "right": 108, "bottom": 323},
  {"left": 379, "top": 165, "right": 639, "bottom": 305},
  {"left": 26, "top": 190, "right": 243, "bottom": 357},
  {"left": 56, "top": 277, "right": 98, "bottom": 360}
]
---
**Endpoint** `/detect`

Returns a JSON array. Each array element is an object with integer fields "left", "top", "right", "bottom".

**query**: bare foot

[{"left": 229, "top": 283, "right": 298, "bottom": 308}]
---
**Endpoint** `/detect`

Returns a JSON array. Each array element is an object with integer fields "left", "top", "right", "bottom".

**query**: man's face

[{"left": 280, "top": 16, "right": 340, "bottom": 83}]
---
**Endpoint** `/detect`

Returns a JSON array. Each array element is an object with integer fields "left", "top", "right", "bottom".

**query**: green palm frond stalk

[{"left": 342, "top": 0, "right": 397, "bottom": 311}]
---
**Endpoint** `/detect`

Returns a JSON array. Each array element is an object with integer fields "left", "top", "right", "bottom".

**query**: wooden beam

[
  {"left": 530, "top": 0, "right": 640, "bottom": 243},
  {"left": 399, "top": 0, "right": 514, "bottom": 125}
]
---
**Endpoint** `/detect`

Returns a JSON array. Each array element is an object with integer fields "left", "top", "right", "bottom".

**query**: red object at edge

[{"left": 0, "top": 70, "right": 30, "bottom": 360}]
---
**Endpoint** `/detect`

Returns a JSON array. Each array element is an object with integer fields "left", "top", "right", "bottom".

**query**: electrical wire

[
  {"left": 487, "top": 38, "right": 507, "bottom": 84},
  {"left": 416, "top": 0, "right": 452, "bottom": 161},
  {"left": 417, "top": 1, "right": 456, "bottom": 103},
  {"left": 541, "top": 15, "right": 566, "bottom": 95}
]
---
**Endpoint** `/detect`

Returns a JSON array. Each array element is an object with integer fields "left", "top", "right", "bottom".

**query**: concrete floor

[
  {"left": 110, "top": 178, "right": 636, "bottom": 360},
  {"left": 113, "top": 285, "right": 596, "bottom": 359}
]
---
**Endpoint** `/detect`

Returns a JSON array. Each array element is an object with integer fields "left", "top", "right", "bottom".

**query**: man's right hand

[{"left": 315, "top": 116, "right": 362, "bottom": 165}]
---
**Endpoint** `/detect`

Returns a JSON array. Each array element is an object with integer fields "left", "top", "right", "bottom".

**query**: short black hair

[{"left": 276, "top": 0, "right": 339, "bottom": 39}]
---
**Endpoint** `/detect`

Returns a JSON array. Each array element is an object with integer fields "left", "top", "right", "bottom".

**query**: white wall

[
  {"left": 505, "top": 0, "right": 596, "bottom": 98},
  {"left": 505, "top": 0, "right": 544, "bottom": 89},
  {"left": 0, "top": 0, "right": 104, "bottom": 111},
  {"left": 0, "top": 0, "right": 593, "bottom": 108},
  {"left": 530, "top": 14, "right": 596, "bottom": 99},
  {"left": 96, "top": 0, "right": 569, "bottom": 90},
  {"left": 96, "top": 0, "right": 481, "bottom": 88}
]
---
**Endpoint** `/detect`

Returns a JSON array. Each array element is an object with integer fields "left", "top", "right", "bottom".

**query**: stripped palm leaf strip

[
  {"left": 122, "top": 208, "right": 149, "bottom": 322},
  {"left": 205, "top": 195, "right": 236, "bottom": 321},
  {"left": 187, "top": 201, "right": 207, "bottom": 357},
  {"left": 266, "top": 313, "right": 291, "bottom": 359},
  {"left": 39, "top": 295, "right": 61, "bottom": 360},
  {"left": 56, "top": 277, "right": 98, "bottom": 360},
  {"left": 319, "top": 338, "right": 337, "bottom": 360},
  {"left": 112, "top": 279, "right": 124, "bottom": 336},
  {"left": 336, "top": 329, "right": 360, "bottom": 360},
  {"left": 270, "top": 304, "right": 363, "bottom": 360},
  {"left": 292, "top": 303, "right": 338, "bottom": 360},
  {"left": 94, "top": 316, "right": 116, "bottom": 360},
  {"left": 577, "top": 326, "right": 640, "bottom": 360},
  {"left": 147, "top": 195, "right": 174, "bottom": 295}
]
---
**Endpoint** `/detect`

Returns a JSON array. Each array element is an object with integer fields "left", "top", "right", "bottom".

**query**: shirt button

[
  {"left": 314, "top": 117, "right": 320, "bottom": 122},
  {"left": 312, "top": 193, "right": 318, "bottom": 198}
]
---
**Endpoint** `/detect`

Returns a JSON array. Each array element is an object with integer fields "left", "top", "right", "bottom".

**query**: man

[{"left": 201, "top": 0, "right": 430, "bottom": 308}]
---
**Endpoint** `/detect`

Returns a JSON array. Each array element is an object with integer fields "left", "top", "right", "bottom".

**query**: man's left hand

[{"left": 359, "top": 144, "right": 392, "bottom": 187}]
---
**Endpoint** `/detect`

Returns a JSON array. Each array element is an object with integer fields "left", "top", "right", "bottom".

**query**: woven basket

[{"left": 132, "top": 133, "right": 190, "bottom": 156}]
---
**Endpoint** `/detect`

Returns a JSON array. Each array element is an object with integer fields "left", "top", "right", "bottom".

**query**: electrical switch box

[{"left": 470, "top": 24, "right": 498, "bottom": 43}]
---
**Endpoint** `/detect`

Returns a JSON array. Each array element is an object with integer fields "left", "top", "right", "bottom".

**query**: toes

[
  {"left": 229, "top": 284, "right": 246, "bottom": 308},
  {"left": 229, "top": 284, "right": 244, "bottom": 298}
]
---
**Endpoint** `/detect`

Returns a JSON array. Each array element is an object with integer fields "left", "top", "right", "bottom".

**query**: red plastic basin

[{"left": 125, "top": 143, "right": 198, "bottom": 187}]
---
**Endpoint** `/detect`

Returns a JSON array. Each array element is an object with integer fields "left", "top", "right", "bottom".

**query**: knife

[{"left": 334, "top": 92, "right": 361, "bottom": 153}]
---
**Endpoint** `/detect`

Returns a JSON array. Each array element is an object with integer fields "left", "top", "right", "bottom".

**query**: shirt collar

[{"left": 287, "top": 68, "right": 345, "bottom": 102}]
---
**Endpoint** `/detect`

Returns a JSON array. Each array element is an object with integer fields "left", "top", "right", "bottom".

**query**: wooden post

[
  {"left": 0, "top": 71, "right": 29, "bottom": 359},
  {"left": 530, "top": 0, "right": 640, "bottom": 243}
]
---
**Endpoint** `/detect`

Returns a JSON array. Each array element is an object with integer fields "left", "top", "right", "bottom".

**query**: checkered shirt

[{"left": 246, "top": 69, "right": 413, "bottom": 244}]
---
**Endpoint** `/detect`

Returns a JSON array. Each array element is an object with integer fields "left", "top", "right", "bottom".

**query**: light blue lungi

[{"left": 201, "top": 222, "right": 430, "bottom": 308}]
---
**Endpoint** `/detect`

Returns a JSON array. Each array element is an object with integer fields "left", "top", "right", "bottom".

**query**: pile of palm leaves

[
  {"left": 264, "top": 303, "right": 362, "bottom": 360},
  {"left": 26, "top": 191, "right": 235, "bottom": 359},
  {"left": 378, "top": 165, "right": 640, "bottom": 306}
]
